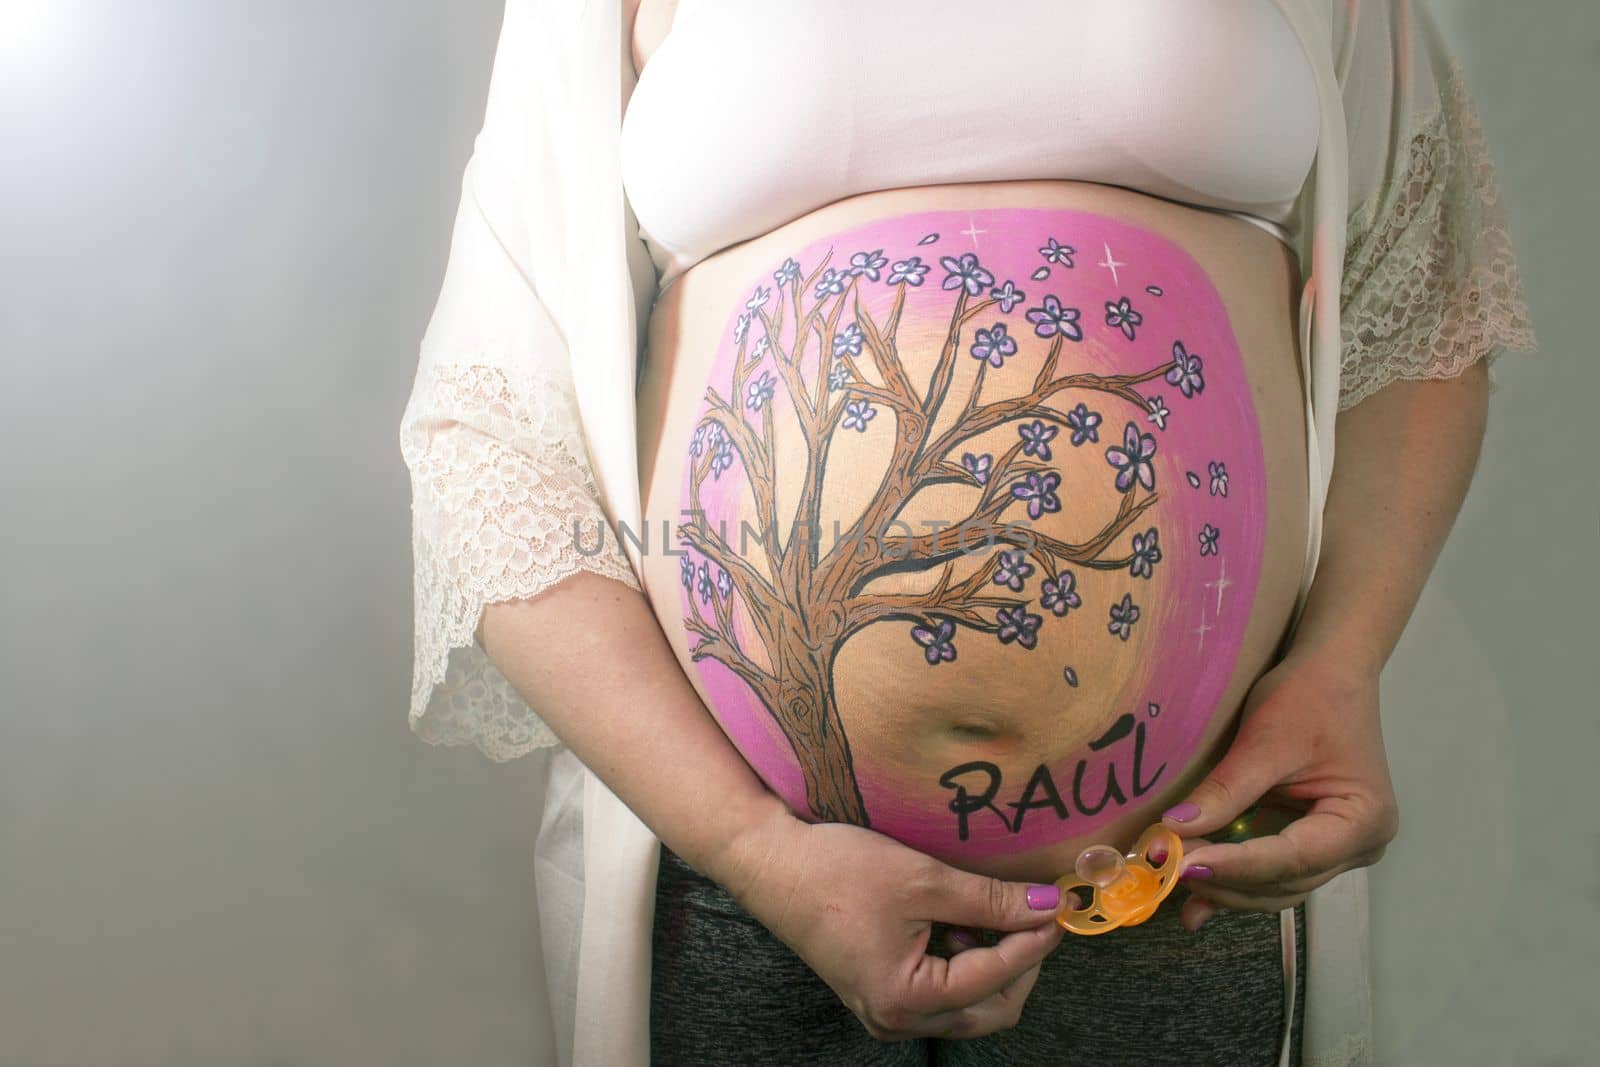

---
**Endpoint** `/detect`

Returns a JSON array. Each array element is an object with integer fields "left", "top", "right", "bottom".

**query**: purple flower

[
  {"left": 1105, "top": 296, "right": 1143, "bottom": 341},
  {"left": 696, "top": 563, "right": 714, "bottom": 604},
  {"left": 1018, "top": 419, "right": 1059, "bottom": 460},
  {"left": 834, "top": 322, "right": 864, "bottom": 358},
  {"left": 679, "top": 553, "right": 694, "bottom": 589},
  {"left": 848, "top": 248, "right": 888, "bottom": 281},
  {"left": 962, "top": 451, "right": 992, "bottom": 485},
  {"left": 888, "top": 256, "right": 929, "bottom": 286},
  {"left": 715, "top": 566, "right": 733, "bottom": 599},
  {"left": 733, "top": 312, "right": 751, "bottom": 344},
  {"left": 1040, "top": 238, "right": 1076, "bottom": 266},
  {"left": 1198, "top": 523, "right": 1220, "bottom": 556},
  {"left": 992, "top": 549, "right": 1035, "bottom": 592},
  {"left": 911, "top": 619, "right": 957, "bottom": 664},
  {"left": 1105, "top": 421, "right": 1158, "bottom": 493},
  {"left": 1040, "top": 572, "right": 1082, "bottom": 616},
  {"left": 842, "top": 398, "right": 877, "bottom": 432},
  {"left": 1208, "top": 460, "right": 1229, "bottom": 497},
  {"left": 773, "top": 257, "right": 801, "bottom": 288},
  {"left": 1108, "top": 592, "right": 1141, "bottom": 640},
  {"left": 711, "top": 438, "right": 735, "bottom": 479},
  {"left": 941, "top": 252, "right": 995, "bottom": 296},
  {"left": 749, "top": 335, "right": 770, "bottom": 362},
  {"left": 1165, "top": 341, "right": 1206, "bottom": 397},
  {"left": 996, "top": 605, "right": 1043, "bottom": 649},
  {"left": 991, "top": 280, "right": 1026, "bottom": 313},
  {"left": 1011, "top": 471, "right": 1062, "bottom": 519},
  {"left": 970, "top": 323, "right": 1017, "bottom": 368},
  {"left": 1065, "top": 402, "right": 1102, "bottom": 445},
  {"left": 1024, "top": 294, "right": 1084, "bottom": 341},
  {"left": 746, "top": 371, "right": 776, "bottom": 411},
  {"left": 1129, "top": 527, "right": 1162, "bottom": 579},
  {"left": 814, "top": 267, "right": 848, "bottom": 299},
  {"left": 1145, "top": 395, "right": 1170, "bottom": 430},
  {"left": 827, "top": 364, "right": 851, "bottom": 391},
  {"left": 689, "top": 423, "right": 709, "bottom": 458},
  {"left": 745, "top": 286, "right": 771, "bottom": 312}
]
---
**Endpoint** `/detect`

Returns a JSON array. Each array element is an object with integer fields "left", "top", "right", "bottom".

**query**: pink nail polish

[
  {"left": 1164, "top": 802, "right": 1201, "bottom": 823},
  {"left": 1181, "top": 864, "right": 1214, "bottom": 880},
  {"left": 1026, "top": 884, "right": 1061, "bottom": 911}
]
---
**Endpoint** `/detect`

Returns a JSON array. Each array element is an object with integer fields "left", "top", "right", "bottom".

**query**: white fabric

[
  {"left": 396, "top": 2, "right": 1537, "bottom": 1065},
  {"left": 620, "top": 0, "right": 1321, "bottom": 290}
]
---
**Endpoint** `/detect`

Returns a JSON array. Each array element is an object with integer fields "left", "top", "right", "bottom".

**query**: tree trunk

[{"left": 771, "top": 626, "right": 869, "bottom": 826}]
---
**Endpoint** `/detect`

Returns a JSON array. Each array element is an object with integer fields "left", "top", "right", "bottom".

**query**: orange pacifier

[{"left": 1054, "top": 823, "right": 1184, "bottom": 936}]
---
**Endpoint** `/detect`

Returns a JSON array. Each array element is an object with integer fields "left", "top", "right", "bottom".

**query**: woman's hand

[
  {"left": 716, "top": 809, "right": 1066, "bottom": 1042},
  {"left": 1158, "top": 646, "right": 1401, "bottom": 931}
]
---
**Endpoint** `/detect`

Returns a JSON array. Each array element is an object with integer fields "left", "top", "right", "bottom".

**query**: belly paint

[{"left": 674, "top": 207, "right": 1265, "bottom": 856}]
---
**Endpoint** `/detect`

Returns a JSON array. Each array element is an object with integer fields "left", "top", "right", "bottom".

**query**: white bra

[{"left": 621, "top": 0, "right": 1320, "bottom": 290}]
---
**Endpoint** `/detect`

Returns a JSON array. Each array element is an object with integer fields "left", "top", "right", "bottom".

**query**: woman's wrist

[
  {"left": 690, "top": 789, "right": 804, "bottom": 907},
  {"left": 1282, "top": 605, "right": 1389, "bottom": 680}
]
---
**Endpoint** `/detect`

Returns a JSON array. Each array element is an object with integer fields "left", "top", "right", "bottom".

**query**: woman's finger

[
  {"left": 919, "top": 866, "right": 1069, "bottom": 933},
  {"left": 1159, "top": 729, "right": 1291, "bottom": 840},
  {"left": 903, "top": 921, "right": 1062, "bottom": 1015},
  {"left": 943, "top": 926, "right": 983, "bottom": 955},
  {"left": 930, "top": 960, "right": 1047, "bottom": 1040},
  {"left": 1180, "top": 894, "right": 1221, "bottom": 933},
  {"left": 1180, "top": 880, "right": 1307, "bottom": 914},
  {"left": 1181, "top": 844, "right": 1386, "bottom": 899},
  {"left": 1179, "top": 802, "right": 1378, "bottom": 889}
]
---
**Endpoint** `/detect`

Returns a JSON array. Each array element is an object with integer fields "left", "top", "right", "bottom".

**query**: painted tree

[{"left": 677, "top": 240, "right": 1206, "bottom": 827}]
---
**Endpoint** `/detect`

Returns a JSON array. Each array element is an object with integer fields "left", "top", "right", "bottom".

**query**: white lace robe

[{"left": 397, "top": 2, "right": 1536, "bottom": 1063}]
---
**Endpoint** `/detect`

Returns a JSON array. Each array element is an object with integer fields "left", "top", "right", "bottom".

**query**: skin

[
  {"left": 473, "top": 0, "right": 1478, "bottom": 1039},
  {"left": 664, "top": 208, "right": 1286, "bottom": 857}
]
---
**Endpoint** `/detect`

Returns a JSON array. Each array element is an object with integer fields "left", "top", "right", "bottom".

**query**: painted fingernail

[
  {"left": 951, "top": 929, "right": 979, "bottom": 948},
  {"left": 1163, "top": 802, "right": 1201, "bottom": 823},
  {"left": 1181, "top": 864, "right": 1214, "bottom": 880},
  {"left": 1026, "top": 884, "right": 1061, "bottom": 911}
]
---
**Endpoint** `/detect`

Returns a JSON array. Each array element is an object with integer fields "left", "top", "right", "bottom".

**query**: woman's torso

[{"left": 630, "top": 0, "right": 1311, "bottom": 884}]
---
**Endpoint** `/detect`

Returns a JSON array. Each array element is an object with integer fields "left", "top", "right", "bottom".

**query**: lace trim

[
  {"left": 1338, "top": 55, "right": 1537, "bottom": 412},
  {"left": 399, "top": 357, "right": 641, "bottom": 761}
]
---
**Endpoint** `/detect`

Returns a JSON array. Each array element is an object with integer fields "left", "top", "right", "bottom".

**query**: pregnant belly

[{"left": 636, "top": 181, "right": 1309, "bottom": 882}]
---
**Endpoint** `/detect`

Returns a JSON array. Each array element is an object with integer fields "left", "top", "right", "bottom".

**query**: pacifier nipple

[
  {"left": 1054, "top": 823, "right": 1184, "bottom": 936},
  {"left": 1075, "top": 845, "right": 1126, "bottom": 888}
]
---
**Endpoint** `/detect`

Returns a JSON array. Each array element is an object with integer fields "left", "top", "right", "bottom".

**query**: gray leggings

[{"left": 650, "top": 846, "right": 1304, "bottom": 1066}]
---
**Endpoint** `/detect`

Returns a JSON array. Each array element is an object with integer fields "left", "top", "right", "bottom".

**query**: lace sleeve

[
  {"left": 1338, "top": 52, "right": 1537, "bottom": 413},
  {"left": 400, "top": 353, "right": 640, "bottom": 762},
  {"left": 397, "top": 1, "right": 642, "bottom": 762}
]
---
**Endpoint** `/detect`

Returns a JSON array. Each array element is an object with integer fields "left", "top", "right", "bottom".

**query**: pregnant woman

[{"left": 398, "top": 1, "right": 1536, "bottom": 1064}]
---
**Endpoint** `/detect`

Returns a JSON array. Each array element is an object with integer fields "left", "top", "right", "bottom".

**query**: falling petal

[
  {"left": 1145, "top": 285, "right": 1164, "bottom": 296},
  {"left": 1063, "top": 666, "right": 1079, "bottom": 687},
  {"left": 918, "top": 233, "right": 939, "bottom": 245},
  {"left": 1031, "top": 266, "right": 1050, "bottom": 280},
  {"left": 1186, "top": 471, "right": 1202, "bottom": 489}
]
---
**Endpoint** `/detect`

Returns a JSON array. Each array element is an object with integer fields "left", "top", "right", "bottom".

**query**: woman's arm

[
  {"left": 478, "top": 573, "right": 1065, "bottom": 1040},
  {"left": 1155, "top": 365, "right": 1487, "bottom": 925},
  {"left": 1148, "top": 0, "right": 1536, "bottom": 929},
  {"left": 1288, "top": 360, "right": 1490, "bottom": 675}
]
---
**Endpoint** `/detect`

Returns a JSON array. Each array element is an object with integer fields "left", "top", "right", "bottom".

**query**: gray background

[{"left": 0, "top": 2, "right": 1593, "bottom": 1065}]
